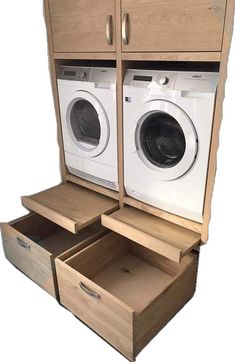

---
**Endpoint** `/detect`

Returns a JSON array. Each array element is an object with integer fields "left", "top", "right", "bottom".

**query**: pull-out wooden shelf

[
  {"left": 102, "top": 207, "right": 201, "bottom": 263},
  {"left": 21, "top": 182, "right": 119, "bottom": 234}
]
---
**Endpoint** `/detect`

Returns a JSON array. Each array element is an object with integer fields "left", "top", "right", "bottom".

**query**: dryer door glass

[
  {"left": 70, "top": 100, "right": 101, "bottom": 146},
  {"left": 140, "top": 112, "right": 186, "bottom": 168}
]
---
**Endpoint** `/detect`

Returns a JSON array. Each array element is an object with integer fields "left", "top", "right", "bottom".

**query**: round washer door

[
  {"left": 66, "top": 91, "right": 110, "bottom": 158},
  {"left": 135, "top": 100, "right": 198, "bottom": 181}
]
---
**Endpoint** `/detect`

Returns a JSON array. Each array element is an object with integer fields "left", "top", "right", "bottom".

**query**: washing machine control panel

[
  {"left": 125, "top": 69, "right": 219, "bottom": 94},
  {"left": 125, "top": 70, "right": 177, "bottom": 90}
]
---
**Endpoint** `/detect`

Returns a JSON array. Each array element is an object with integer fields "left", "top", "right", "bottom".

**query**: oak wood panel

[
  {"left": 134, "top": 258, "right": 198, "bottom": 356},
  {"left": 121, "top": 0, "right": 227, "bottom": 52},
  {"left": 44, "top": 0, "right": 67, "bottom": 180},
  {"left": 101, "top": 207, "right": 200, "bottom": 263},
  {"left": 55, "top": 259, "right": 135, "bottom": 361},
  {"left": 202, "top": 0, "right": 235, "bottom": 241},
  {"left": 48, "top": 0, "right": 116, "bottom": 52},
  {"left": 66, "top": 174, "right": 119, "bottom": 200},
  {"left": 21, "top": 183, "right": 118, "bottom": 234},
  {"left": 124, "top": 196, "right": 202, "bottom": 234},
  {"left": 55, "top": 232, "right": 198, "bottom": 360},
  {"left": 53, "top": 52, "right": 116, "bottom": 60},
  {"left": 122, "top": 52, "right": 221, "bottom": 62},
  {"left": 1, "top": 220, "right": 56, "bottom": 297}
]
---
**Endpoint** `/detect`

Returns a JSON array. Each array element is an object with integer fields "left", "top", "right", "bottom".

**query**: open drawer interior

[
  {"left": 101, "top": 206, "right": 201, "bottom": 263},
  {"left": 64, "top": 232, "right": 197, "bottom": 312},
  {"left": 55, "top": 232, "right": 198, "bottom": 359},
  {"left": 1, "top": 213, "right": 107, "bottom": 297},
  {"left": 11, "top": 213, "right": 107, "bottom": 258},
  {"left": 21, "top": 182, "right": 119, "bottom": 233}
]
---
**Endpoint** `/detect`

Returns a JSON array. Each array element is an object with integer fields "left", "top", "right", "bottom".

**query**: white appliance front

[
  {"left": 58, "top": 66, "right": 118, "bottom": 191},
  {"left": 124, "top": 69, "right": 219, "bottom": 222}
]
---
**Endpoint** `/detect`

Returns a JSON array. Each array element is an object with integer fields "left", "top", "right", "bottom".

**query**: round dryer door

[
  {"left": 135, "top": 100, "right": 198, "bottom": 181},
  {"left": 66, "top": 91, "right": 110, "bottom": 158}
]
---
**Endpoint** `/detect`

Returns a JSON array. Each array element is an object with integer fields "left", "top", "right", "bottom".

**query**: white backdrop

[{"left": 0, "top": 2, "right": 234, "bottom": 361}]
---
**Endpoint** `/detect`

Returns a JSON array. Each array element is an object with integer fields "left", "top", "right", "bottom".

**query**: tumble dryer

[
  {"left": 123, "top": 69, "right": 219, "bottom": 222},
  {"left": 57, "top": 66, "right": 118, "bottom": 191}
]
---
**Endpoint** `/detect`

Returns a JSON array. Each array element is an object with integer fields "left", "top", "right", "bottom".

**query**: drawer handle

[
  {"left": 106, "top": 15, "right": 113, "bottom": 45},
  {"left": 122, "top": 13, "right": 129, "bottom": 45},
  {"left": 79, "top": 282, "right": 100, "bottom": 299},
  {"left": 17, "top": 237, "right": 30, "bottom": 250}
]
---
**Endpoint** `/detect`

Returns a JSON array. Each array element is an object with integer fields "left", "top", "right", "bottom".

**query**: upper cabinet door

[
  {"left": 48, "top": 0, "right": 116, "bottom": 52},
  {"left": 121, "top": 0, "right": 227, "bottom": 52}
]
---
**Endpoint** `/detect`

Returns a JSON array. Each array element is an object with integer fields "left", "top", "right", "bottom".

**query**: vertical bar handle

[
  {"left": 122, "top": 13, "right": 129, "bottom": 45},
  {"left": 106, "top": 15, "right": 113, "bottom": 45}
]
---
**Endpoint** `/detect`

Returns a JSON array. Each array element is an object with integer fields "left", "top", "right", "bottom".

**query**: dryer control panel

[{"left": 58, "top": 66, "right": 116, "bottom": 84}]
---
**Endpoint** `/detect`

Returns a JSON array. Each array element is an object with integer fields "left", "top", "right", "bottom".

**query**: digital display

[
  {"left": 64, "top": 70, "right": 76, "bottom": 76},
  {"left": 133, "top": 75, "right": 152, "bottom": 82}
]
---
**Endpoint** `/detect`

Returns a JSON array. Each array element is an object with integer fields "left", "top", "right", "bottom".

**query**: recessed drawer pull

[
  {"left": 17, "top": 237, "right": 30, "bottom": 250},
  {"left": 79, "top": 282, "right": 100, "bottom": 299}
]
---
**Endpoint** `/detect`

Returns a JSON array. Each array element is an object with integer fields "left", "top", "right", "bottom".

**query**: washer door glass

[
  {"left": 140, "top": 112, "right": 186, "bottom": 168},
  {"left": 66, "top": 91, "right": 110, "bottom": 158},
  {"left": 135, "top": 100, "right": 198, "bottom": 181},
  {"left": 70, "top": 99, "right": 101, "bottom": 147}
]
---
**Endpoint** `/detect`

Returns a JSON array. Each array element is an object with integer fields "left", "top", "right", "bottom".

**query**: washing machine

[
  {"left": 123, "top": 69, "right": 219, "bottom": 222},
  {"left": 57, "top": 66, "right": 118, "bottom": 191}
]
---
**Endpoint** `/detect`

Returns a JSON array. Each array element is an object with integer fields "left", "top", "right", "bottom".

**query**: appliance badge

[{"left": 125, "top": 97, "right": 132, "bottom": 103}]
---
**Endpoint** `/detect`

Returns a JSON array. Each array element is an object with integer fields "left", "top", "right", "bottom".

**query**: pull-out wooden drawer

[
  {"left": 1, "top": 213, "right": 106, "bottom": 298},
  {"left": 102, "top": 206, "right": 201, "bottom": 263},
  {"left": 55, "top": 232, "right": 199, "bottom": 361},
  {"left": 21, "top": 182, "right": 118, "bottom": 233}
]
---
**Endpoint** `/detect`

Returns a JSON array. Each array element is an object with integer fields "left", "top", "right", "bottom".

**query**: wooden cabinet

[
  {"left": 121, "top": 0, "right": 227, "bottom": 52},
  {"left": 48, "top": 0, "right": 116, "bottom": 52}
]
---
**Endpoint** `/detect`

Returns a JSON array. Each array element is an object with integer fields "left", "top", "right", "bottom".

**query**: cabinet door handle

[
  {"left": 122, "top": 13, "right": 129, "bottom": 45},
  {"left": 17, "top": 237, "right": 30, "bottom": 250},
  {"left": 79, "top": 282, "right": 100, "bottom": 299},
  {"left": 106, "top": 15, "right": 113, "bottom": 45}
]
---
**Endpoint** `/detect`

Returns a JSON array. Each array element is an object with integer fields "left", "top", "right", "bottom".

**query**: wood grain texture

[
  {"left": 124, "top": 196, "right": 202, "bottom": 234},
  {"left": 202, "top": 0, "right": 235, "bottom": 242},
  {"left": 1, "top": 222, "right": 56, "bottom": 298},
  {"left": 134, "top": 257, "right": 199, "bottom": 356},
  {"left": 44, "top": 0, "right": 67, "bottom": 180},
  {"left": 101, "top": 207, "right": 200, "bottom": 263},
  {"left": 122, "top": 52, "right": 221, "bottom": 62},
  {"left": 56, "top": 259, "right": 135, "bottom": 361},
  {"left": 55, "top": 233, "right": 198, "bottom": 360},
  {"left": 66, "top": 174, "right": 119, "bottom": 200},
  {"left": 121, "top": 0, "right": 226, "bottom": 52},
  {"left": 48, "top": 0, "right": 116, "bottom": 52},
  {"left": 21, "top": 183, "right": 118, "bottom": 234},
  {"left": 53, "top": 52, "right": 116, "bottom": 60},
  {"left": 116, "top": 0, "right": 126, "bottom": 207}
]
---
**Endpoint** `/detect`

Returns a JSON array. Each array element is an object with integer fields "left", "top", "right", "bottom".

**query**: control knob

[
  {"left": 80, "top": 71, "right": 86, "bottom": 79},
  {"left": 159, "top": 76, "right": 169, "bottom": 86}
]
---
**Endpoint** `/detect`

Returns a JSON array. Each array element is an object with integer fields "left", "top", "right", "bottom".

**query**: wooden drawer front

[
  {"left": 1, "top": 213, "right": 107, "bottom": 299},
  {"left": 56, "top": 259, "right": 134, "bottom": 360},
  {"left": 1, "top": 222, "right": 55, "bottom": 297},
  {"left": 121, "top": 0, "right": 226, "bottom": 52},
  {"left": 48, "top": 0, "right": 116, "bottom": 52},
  {"left": 55, "top": 232, "right": 198, "bottom": 360}
]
